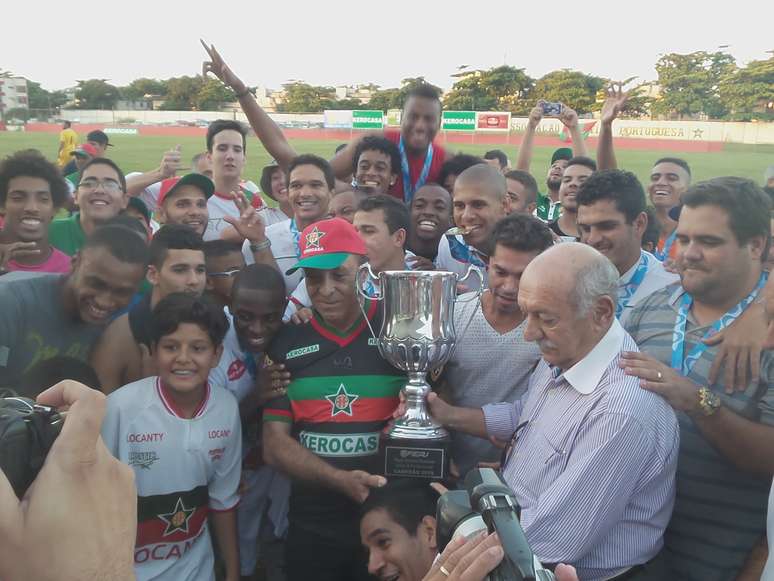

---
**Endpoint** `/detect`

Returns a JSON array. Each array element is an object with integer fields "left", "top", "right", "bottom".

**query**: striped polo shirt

[
  {"left": 625, "top": 284, "right": 774, "bottom": 581},
  {"left": 263, "top": 300, "right": 403, "bottom": 537}
]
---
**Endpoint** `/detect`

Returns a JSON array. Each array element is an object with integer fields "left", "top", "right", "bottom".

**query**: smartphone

[{"left": 540, "top": 101, "right": 563, "bottom": 117}]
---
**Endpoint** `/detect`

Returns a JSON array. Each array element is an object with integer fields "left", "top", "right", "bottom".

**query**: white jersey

[
  {"left": 618, "top": 251, "right": 679, "bottom": 326},
  {"left": 102, "top": 377, "right": 242, "bottom": 581},
  {"left": 242, "top": 219, "right": 303, "bottom": 294},
  {"left": 210, "top": 309, "right": 257, "bottom": 403}
]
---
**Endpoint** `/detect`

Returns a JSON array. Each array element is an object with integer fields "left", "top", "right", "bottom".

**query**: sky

[{"left": 3, "top": 0, "right": 771, "bottom": 92}]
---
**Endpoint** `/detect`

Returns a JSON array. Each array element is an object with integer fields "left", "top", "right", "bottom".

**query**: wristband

[{"left": 249, "top": 239, "right": 271, "bottom": 253}]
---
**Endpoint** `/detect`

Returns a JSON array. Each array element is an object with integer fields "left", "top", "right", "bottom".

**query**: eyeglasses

[
  {"left": 207, "top": 269, "right": 241, "bottom": 278},
  {"left": 500, "top": 420, "right": 529, "bottom": 469},
  {"left": 78, "top": 179, "right": 122, "bottom": 194}
]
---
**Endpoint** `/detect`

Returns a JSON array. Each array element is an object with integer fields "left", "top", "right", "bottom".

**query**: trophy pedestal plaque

[{"left": 357, "top": 265, "right": 482, "bottom": 482}]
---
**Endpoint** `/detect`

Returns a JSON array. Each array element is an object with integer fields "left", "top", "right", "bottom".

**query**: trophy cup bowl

[{"left": 357, "top": 265, "right": 482, "bottom": 480}]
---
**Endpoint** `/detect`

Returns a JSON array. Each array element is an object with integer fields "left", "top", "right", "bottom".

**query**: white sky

[{"left": 3, "top": 0, "right": 771, "bottom": 92}]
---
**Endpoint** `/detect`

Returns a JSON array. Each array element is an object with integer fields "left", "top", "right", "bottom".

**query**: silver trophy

[{"left": 358, "top": 265, "right": 482, "bottom": 479}]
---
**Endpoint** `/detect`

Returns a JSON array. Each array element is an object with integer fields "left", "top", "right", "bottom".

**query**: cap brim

[
  {"left": 285, "top": 252, "right": 352, "bottom": 275},
  {"left": 166, "top": 173, "right": 215, "bottom": 201},
  {"left": 668, "top": 205, "right": 682, "bottom": 221}
]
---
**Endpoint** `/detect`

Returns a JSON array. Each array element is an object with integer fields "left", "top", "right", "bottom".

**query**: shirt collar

[
  {"left": 560, "top": 319, "right": 625, "bottom": 395},
  {"left": 619, "top": 251, "right": 644, "bottom": 285}
]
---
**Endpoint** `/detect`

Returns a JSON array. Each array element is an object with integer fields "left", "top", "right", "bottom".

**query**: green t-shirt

[
  {"left": 535, "top": 192, "right": 562, "bottom": 222},
  {"left": 65, "top": 172, "right": 79, "bottom": 188},
  {"left": 49, "top": 212, "right": 86, "bottom": 256}
]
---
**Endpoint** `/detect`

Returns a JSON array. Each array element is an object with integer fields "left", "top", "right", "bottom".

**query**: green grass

[{"left": 0, "top": 132, "right": 770, "bottom": 188}]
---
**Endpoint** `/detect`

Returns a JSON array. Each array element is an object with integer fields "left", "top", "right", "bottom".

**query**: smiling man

[
  {"left": 0, "top": 150, "right": 71, "bottom": 274},
  {"left": 49, "top": 158, "right": 130, "bottom": 256},
  {"left": 406, "top": 184, "right": 453, "bottom": 264},
  {"left": 156, "top": 173, "right": 214, "bottom": 237},
  {"left": 648, "top": 158, "right": 691, "bottom": 263},
  {"left": 549, "top": 156, "right": 596, "bottom": 241},
  {"left": 0, "top": 224, "right": 148, "bottom": 388},
  {"left": 352, "top": 136, "right": 400, "bottom": 194}
]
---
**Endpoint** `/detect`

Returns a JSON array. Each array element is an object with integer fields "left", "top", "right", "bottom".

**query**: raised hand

[
  {"left": 159, "top": 144, "right": 184, "bottom": 179},
  {"left": 200, "top": 39, "right": 246, "bottom": 93},
  {"left": 601, "top": 83, "right": 631, "bottom": 125},
  {"left": 559, "top": 104, "right": 579, "bottom": 129},
  {"left": 223, "top": 190, "right": 266, "bottom": 243},
  {"left": 527, "top": 104, "right": 544, "bottom": 129},
  {"left": 0, "top": 241, "right": 41, "bottom": 269}
]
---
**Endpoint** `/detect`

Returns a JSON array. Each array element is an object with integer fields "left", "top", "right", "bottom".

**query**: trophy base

[{"left": 381, "top": 433, "right": 451, "bottom": 480}]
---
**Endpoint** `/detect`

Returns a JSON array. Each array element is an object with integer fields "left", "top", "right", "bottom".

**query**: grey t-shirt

[
  {"left": 0, "top": 274, "right": 102, "bottom": 388},
  {"left": 442, "top": 292, "right": 541, "bottom": 475}
]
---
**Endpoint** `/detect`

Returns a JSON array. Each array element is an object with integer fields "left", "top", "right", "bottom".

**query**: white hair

[{"left": 571, "top": 257, "right": 619, "bottom": 316}]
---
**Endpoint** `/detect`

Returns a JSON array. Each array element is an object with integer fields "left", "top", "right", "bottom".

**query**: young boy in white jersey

[{"left": 101, "top": 293, "right": 241, "bottom": 581}]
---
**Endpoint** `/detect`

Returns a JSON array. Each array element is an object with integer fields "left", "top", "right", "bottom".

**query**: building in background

[{"left": 0, "top": 77, "right": 29, "bottom": 118}]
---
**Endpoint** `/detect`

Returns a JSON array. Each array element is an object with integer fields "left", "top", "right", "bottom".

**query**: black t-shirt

[{"left": 549, "top": 219, "right": 579, "bottom": 241}]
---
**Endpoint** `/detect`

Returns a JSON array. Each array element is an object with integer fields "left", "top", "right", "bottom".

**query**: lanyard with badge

[
  {"left": 616, "top": 252, "right": 649, "bottom": 319},
  {"left": 398, "top": 136, "right": 433, "bottom": 204},
  {"left": 671, "top": 271, "right": 768, "bottom": 376},
  {"left": 447, "top": 234, "right": 487, "bottom": 268},
  {"left": 655, "top": 229, "right": 677, "bottom": 262}
]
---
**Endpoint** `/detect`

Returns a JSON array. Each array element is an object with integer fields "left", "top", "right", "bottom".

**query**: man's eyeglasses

[
  {"left": 207, "top": 269, "right": 241, "bottom": 278},
  {"left": 78, "top": 179, "right": 122, "bottom": 194}
]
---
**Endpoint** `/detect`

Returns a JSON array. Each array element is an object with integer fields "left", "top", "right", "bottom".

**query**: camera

[
  {"left": 0, "top": 396, "right": 63, "bottom": 498},
  {"left": 436, "top": 468, "right": 555, "bottom": 581},
  {"left": 539, "top": 101, "right": 563, "bottom": 117}
]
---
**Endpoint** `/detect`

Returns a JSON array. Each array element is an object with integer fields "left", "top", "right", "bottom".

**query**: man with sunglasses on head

[{"left": 49, "top": 158, "right": 129, "bottom": 256}]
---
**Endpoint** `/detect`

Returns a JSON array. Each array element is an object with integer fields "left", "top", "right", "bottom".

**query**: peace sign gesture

[
  {"left": 601, "top": 82, "right": 631, "bottom": 125},
  {"left": 200, "top": 39, "right": 247, "bottom": 94},
  {"left": 223, "top": 190, "right": 267, "bottom": 244}
]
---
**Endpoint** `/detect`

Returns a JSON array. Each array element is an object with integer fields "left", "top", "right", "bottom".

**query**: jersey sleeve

[
  {"left": 209, "top": 397, "right": 242, "bottom": 512},
  {"left": 263, "top": 392, "right": 292, "bottom": 424},
  {"left": 100, "top": 393, "right": 122, "bottom": 458}
]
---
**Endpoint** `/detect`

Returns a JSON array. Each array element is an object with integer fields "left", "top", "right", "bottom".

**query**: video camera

[
  {"left": 436, "top": 468, "right": 555, "bottom": 581},
  {"left": 0, "top": 396, "right": 63, "bottom": 498}
]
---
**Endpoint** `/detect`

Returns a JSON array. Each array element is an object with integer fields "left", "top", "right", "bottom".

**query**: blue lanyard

[
  {"left": 655, "top": 229, "right": 677, "bottom": 262},
  {"left": 398, "top": 136, "right": 433, "bottom": 204},
  {"left": 616, "top": 252, "right": 649, "bottom": 319},
  {"left": 447, "top": 234, "right": 487, "bottom": 268},
  {"left": 671, "top": 272, "right": 768, "bottom": 376},
  {"left": 289, "top": 219, "right": 300, "bottom": 257}
]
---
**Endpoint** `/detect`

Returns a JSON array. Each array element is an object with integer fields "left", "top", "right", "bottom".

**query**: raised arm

[
  {"left": 201, "top": 40, "right": 297, "bottom": 170},
  {"left": 125, "top": 146, "right": 184, "bottom": 197},
  {"left": 559, "top": 105, "right": 588, "bottom": 158},
  {"left": 596, "top": 84, "right": 630, "bottom": 170},
  {"left": 515, "top": 105, "right": 543, "bottom": 172}
]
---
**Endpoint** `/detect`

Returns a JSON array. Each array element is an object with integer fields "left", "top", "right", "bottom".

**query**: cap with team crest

[{"left": 285, "top": 217, "right": 367, "bottom": 275}]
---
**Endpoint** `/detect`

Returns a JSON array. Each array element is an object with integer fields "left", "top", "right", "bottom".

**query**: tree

[
  {"left": 651, "top": 51, "right": 736, "bottom": 119},
  {"left": 26, "top": 81, "right": 68, "bottom": 110},
  {"left": 160, "top": 76, "right": 204, "bottom": 110},
  {"left": 121, "top": 78, "right": 167, "bottom": 100},
  {"left": 718, "top": 56, "right": 774, "bottom": 120},
  {"left": 528, "top": 70, "right": 605, "bottom": 115},
  {"left": 74, "top": 79, "right": 120, "bottom": 109},
  {"left": 444, "top": 66, "right": 533, "bottom": 113},
  {"left": 323, "top": 98, "right": 362, "bottom": 110},
  {"left": 367, "top": 77, "right": 442, "bottom": 112},
  {"left": 278, "top": 82, "right": 337, "bottom": 113},
  {"left": 193, "top": 79, "right": 236, "bottom": 110}
]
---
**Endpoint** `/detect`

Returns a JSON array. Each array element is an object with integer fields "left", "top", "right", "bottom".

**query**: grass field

[{"left": 1, "top": 132, "right": 772, "bottom": 189}]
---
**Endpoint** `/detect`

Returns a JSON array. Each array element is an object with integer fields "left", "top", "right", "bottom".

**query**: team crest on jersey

[
  {"left": 228, "top": 359, "right": 246, "bottom": 381},
  {"left": 325, "top": 384, "right": 359, "bottom": 416},
  {"left": 159, "top": 497, "right": 196, "bottom": 536},
  {"left": 128, "top": 451, "right": 159, "bottom": 470},
  {"left": 304, "top": 227, "right": 326, "bottom": 252}
]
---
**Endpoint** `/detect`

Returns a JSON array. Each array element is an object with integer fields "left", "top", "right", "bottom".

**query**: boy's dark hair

[
  {"left": 19, "top": 356, "right": 102, "bottom": 399},
  {"left": 151, "top": 293, "right": 228, "bottom": 347},
  {"left": 576, "top": 169, "right": 646, "bottom": 223},
  {"left": 206, "top": 119, "right": 248, "bottom": 153},
  {"left": 438, "top": 154, "right": 485, "bottom": 189},
  {"left": 360, "top": 479, "right": 439, "bottom": 536},
  {"left": 654, "top": 157, "right": 691, "bottom": 177},
  {"left": 335, "top": 143, "right": 348, "bottom": 154},
  {"left": 259, "top": 165, "right": 285, "bottom": 201},
  {"left": 504, "top": 170, "right": 538, "bottom": 204},
  {"left": 101, "top": 214, "right": 150, "bottom": 240},
  {"left": 288, "top": 154, "right": 335, "bottom": 191},
  {"left": 0, "top": 149, "right": 69, "bottom": 208},
  {"left": 683, "top": 177, "right": 771, "bottom": 261},
  {"left": 484, "top": 149, "right": 508, "bottom": 169},
  {"left": 81, "top": 223, "right": 149, "bottom": 266},
  {"left": 642, "top": 207, "right": 661, "bottom": 251},
  {"left": 565, "top": 156, "right": 597, "bottom": 173},
  {"left": 149, "top": 224, "right": 204, "bottom": 269},
  {"left": 126, "top": 196, "right": 152, "bottom": 225},
  {"left": 353, "top": 135, "right": 401, "bottom": 176},
  {"left": 79, "top": 157, "right": 127, "bottom": 192},
  {"left": 357, "top": 194, "right": 410, "bottom": 247},
  {"left": 232, "top": 264, "right": 287, "bottom": 303},
  {"left": 490, "top": 213, "right": 554, "bottom": 254},
  {"left": 63, "top": 121, "right": 71, "bottom": 128},
  {"left": 406, "top": 83, "right": 442, "bottom": 103},
  {"left": 203, "top": 239, "right": 243, "bottom": 262}
]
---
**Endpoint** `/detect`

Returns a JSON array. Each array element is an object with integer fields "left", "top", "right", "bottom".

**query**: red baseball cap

[
  {"left": 286, "top": 217, "right": 367, "bottom": 274},
  {"left": 70, "top": 143, "right": 99, "bottom": 158},
  {"left": 158, "top": 173, "right": 215, "bottom": 206}
]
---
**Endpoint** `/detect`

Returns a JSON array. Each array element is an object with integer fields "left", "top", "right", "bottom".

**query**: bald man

[
  {"left": 424, "top": 243, "right": 679, "bottom": 580},
  {"left": 435, "top": 164, "right": 509, "bottom": 289}
]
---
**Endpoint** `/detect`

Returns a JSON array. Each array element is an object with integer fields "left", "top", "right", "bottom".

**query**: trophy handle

[
  {"left": 356, "top": 263, "right": 382, "bottom": 301},
  {"left": 457, "top": 265, "right": 484, "bottom": 301}
]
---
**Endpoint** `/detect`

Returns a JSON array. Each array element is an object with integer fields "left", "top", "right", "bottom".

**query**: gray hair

[{"left": 571, "top": 257, "right": 619, "bottom": 316}]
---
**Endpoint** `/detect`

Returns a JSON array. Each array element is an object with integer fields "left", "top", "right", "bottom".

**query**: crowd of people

[{"left": 0, "top": 41, "right": 773, "bottom": 581}]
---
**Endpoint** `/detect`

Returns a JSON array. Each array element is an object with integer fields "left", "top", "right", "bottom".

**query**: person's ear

[
  {"left": 593, "top": 295, "right": 616, "bottom": 328},
  {"left": 210, "top": 343, "right": 224, "bottom": 368},
  {"left": 389, "top": 174, "right": 397, "bottom": 187},
  {"left": 633, "top": 211, "right": 648, "bottom": 240},
  {"left": 420, "top": 515, "right": 437, "bottom": 551},
  {"left": 747, "top": 234, "right": 767, "bottom": 262},
  {"left": 146, "top": 265, "right": 160, "bottom": 286},
  {"left": 394, "top": 228, "right": 407, "bottom": 249},
  {"left": 527, "top": 202, "right": 537, "bottom": 214},
  {"left": 156, "top": 206, "right": 168, "bottom": 225}
]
